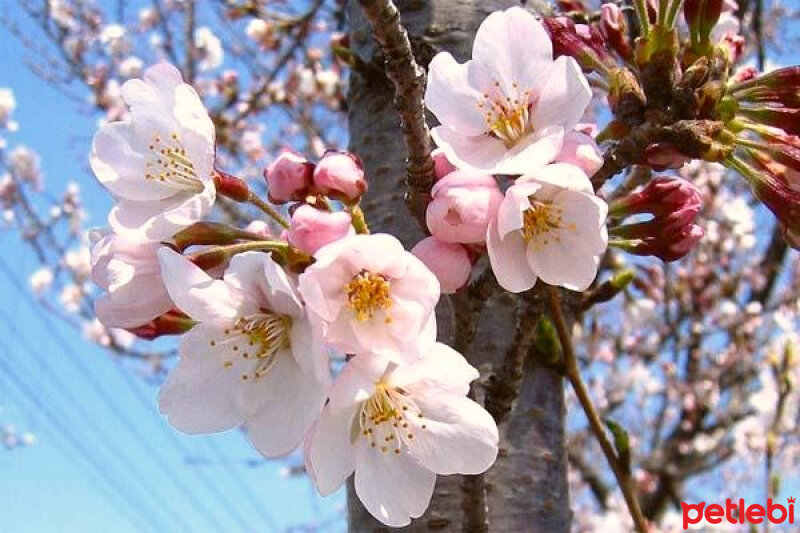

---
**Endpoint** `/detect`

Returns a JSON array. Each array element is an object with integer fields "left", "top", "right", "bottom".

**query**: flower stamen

[
  {"left": 213, "top": 311, "right": 292, "bottom": 381},
  {"left": 355, "top": 380, "right": 426, "bottom": 456},
  {"left": 345, "top": 271, "right": 392, "bottom": 323},
  {"left": 145, "top": 133, "right": 204, "bottom": 192},
  {"left": 521, "top": 200, "right": 574, "bottom": 248},
  {"left": 479, "top": 81, "right": 534, "bottom": 148}
]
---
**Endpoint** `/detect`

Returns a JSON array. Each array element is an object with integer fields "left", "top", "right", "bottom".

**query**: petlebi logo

[{"left": 681, "top": 497, "right": 796, "bottom": 529}]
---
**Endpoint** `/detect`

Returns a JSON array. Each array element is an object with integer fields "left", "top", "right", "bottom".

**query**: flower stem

[
  {"left": 248, "top": 192, "right": 290, "bottom": 229},
  {"left": 348, "top": 204, "right": 370, "bottom": 234},
  {"left": 634, "top": 0, "right": 651, "bottom": 36},
  {"left": 546, "top": 286, "right": 649, "bottom": 533},
  {"left": 665, "top": 0, "right": 685, "bottom": 29}
]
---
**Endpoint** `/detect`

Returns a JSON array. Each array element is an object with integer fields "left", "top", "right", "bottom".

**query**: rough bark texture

[{"left": 346, "top": 1, "right": 572, "bottom": 531}]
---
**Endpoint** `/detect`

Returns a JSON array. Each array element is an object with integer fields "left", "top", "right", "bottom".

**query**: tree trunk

[{"left": 346, "top": 1, "right": 571, "bottom": 531}]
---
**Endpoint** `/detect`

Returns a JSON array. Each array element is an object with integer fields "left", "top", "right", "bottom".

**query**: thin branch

[
  {"left": 547, "top": 286, "right": 649, "bottom": 533},
  {"left": 358, "top": 0, "right": 435, "bottom": 228}
]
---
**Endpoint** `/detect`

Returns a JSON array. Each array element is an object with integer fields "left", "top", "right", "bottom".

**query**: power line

[
  {"left": 0, "top": 344, "right": 158, "bottom": 533},
  {"left": 0, "top": 309, "right": 187, "bottom": 531},
  {"left": 0, "top": 256, "right": 258, "bottom": 531}
]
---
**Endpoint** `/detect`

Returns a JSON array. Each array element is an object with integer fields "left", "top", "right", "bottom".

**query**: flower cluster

[
  {"left": 88, "top": 63, "right": 498, "bottom": 527},
  {"left": 422, "top": 7, "right": 609, "bottom": 293}
]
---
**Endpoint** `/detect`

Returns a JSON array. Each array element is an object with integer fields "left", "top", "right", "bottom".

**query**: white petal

[
  {"left": 496, "top": 182, "right": 538, "bottom": 239},
  {"left": 404, "top": 395, "right": 498, "bottom": 475},
  {"left": 490, "top": 125, "right": 564, "bottom": 175},
  {"left": 243, "top": 350, "right": 327, "bottom": 457},
  {"left": 90, "top": 122, "right": 175, "bottom": 201},
  {"left": 487, "top": 217, "right": 538, "bottom": 293},
  {"left": 531, "top": 56, "right": 592, "bottom": 133},
  {"left": 327, "top": 353, "right": 390, "bottom": 412},
  {"left": 222, "top": 252, "right": 273, "bottom": 310},
  {"left": 262, "top": 254, "right": 304, "bottom": 317},
  {"left": 519, "top": 162, "right": 593, "bottom": 193},
  {"left": 392, "top": 343, "right": 478, "bottom": 397},
  {"left": 306, "top": 404, "right": 357, "bottom": 496},
  {"left": 290, "top": 318, "right": 331, "bottom": 386},
  {"left": 471, "top": 7, "right": 552, "bottom": 94},
  {"left": 425, "top": 53, "right": 486, "bottom": 135},
  {"left": 95, "top": 278, "right": 173, "bottom": 328},
  {"left": 109, "top": 180, "right": 216, "bottom": 242},
  {"left": 354, "top": 443, "right": 436, "bottom": 527},
  {"left": 158, "top": 324, "right": 247, "bottom": 433},
  {"left": 157, "top": 248, "right": 246, "bottom": 324},
  {"left": 431, "top": 126, "right": 508, "bottom": 173}
]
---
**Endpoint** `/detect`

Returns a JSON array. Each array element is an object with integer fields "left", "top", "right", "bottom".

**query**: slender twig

[
  {"left": 248, "top": 192, "right": 290, "bottom": 229},
  {"left": 358, "top": 0, "right": 436, "bottom": 228},
  {"left": 547, "top": 286, "right": 649, "bottom": 533}
]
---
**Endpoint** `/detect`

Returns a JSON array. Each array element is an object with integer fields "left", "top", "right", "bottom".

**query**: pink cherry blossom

[
  {"left": 264, "top": 150, "right": 313, "bottom": 204},
  {"left": 287, "top": 204, "right": 354, "bottom": 255},
  {"left": 157, "top": 249, "right": 329, "bottom": 457},
  {"left": 411, "top": 237, "right": 472, "bottom": 294},
  {"left": 432, "top": 148, "right": 457, "bottom": 180},
  {"left": 305, "top": 344, "right": 498, "bottom": 527},
  {"left": 90, "top": 229, "right": 173, "bottom": 329},
  {"left": 90, "top": 62, "right": 216, "bottom": 242},
  {"left": 297, "top": 233, "right": 439, "bottom": 358},
  {"left": 487, "top": 163, "right": 608, "bottom": 292},
  {"left": 425, "top": 7, "right": 592, "bottom": 174},
  {"left": 425, "top": 170, "right": 503, "bottom": 244}
]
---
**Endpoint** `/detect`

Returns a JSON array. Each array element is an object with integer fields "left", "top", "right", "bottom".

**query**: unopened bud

[
  {"left": 600, "top": 3, "right": 631, "bottom": 60},
  {"left": 607, "top": 68, "right": 647, "bottom": 126},
  {"left": 287, "top": 204, "right": 354, "bottom": 255},
  {"left": 213, "top": 170, "right": 250, "bottom": 202},
  {"left": 265, "top": 150, "right": 314, "bottom": 204},
  {"left": 542, "top": 17, "right": 614, "bottom": 74},
  {"left": 127, "top": 310, "right": 196, "bottom": 340},
  {"left": 312, "top": 150, "right": 367, "bottom": 204},
  {"left": 174, "top": 222, "right": 254, "bottom": 251},
  {"left": 411, "top": 237, "right": 472, "bottom": 294}
]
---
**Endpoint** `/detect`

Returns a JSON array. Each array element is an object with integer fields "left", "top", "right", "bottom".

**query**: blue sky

[{"left": 0, "top": 20, "right": 344, "bottom": 533}]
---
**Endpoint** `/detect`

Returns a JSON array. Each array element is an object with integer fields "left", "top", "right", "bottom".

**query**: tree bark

[{"left": 346, "top": 1, "right": 572, "bottom": 531}]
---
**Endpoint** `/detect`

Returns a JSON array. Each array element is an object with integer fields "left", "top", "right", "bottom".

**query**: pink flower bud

[
  {"left": 426, "top": 170, "right": 503, "bottom": 244},
  {"left": 555, "top": 130, "right": 603, "bottom": 177},
  {"left": 636, "top": 224, "right": 705, "bottom": 261},
  {"left": 600, "top": 3, "right": 631, "bottom": 60},
  {"left": 411, "top": 237, "right": 472, "bottom": 294},
  {"left": 432, "top": 148, "right": 457, "bottom": 180},
  {"left": 611, "top": 176, "right": 703, "bottom": 217},
  {"left": 287, "top": 204, "right": 354, "bottom": 255},
  {"left": 542, "top": 17, "right": 614, "bottom": 74},
  {"left": 312, "top": 150, "right": 367, "bottom": 203},
  {"left": 127, "top": 309, "right": 195, "bottom": 340},
  {"left": 264, "top": 150, "right": 314, "bottom": 204}
]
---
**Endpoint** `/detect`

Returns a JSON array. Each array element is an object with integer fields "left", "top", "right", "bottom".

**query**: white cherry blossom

[
  {"left": 90, "top": 229, "right": 173, "bottom": 329},
  {"left": 487, "top": 163, "right": 608, "bottom": 292},
  {"left": 157, "top": 249, "right": 329, "bottom": 457},
  {"left": 425, "top": 7, "right": 592, "bottom": 174},
  {"left": 297, "top": 233, "right": 440, "bottom": 359},
  {"left": 90, "top": 62, "right": 216, "bottom": 242},
  {"left": 305, "top": 343, "right": 498, "bottom": 527}
]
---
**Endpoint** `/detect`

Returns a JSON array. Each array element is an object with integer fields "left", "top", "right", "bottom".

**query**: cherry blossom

[
  {"left": 90, "top": 62, "right": 216, "bottom": 242},
  {"left": 411, "top": 237, "right": 472, "bottom": 294},
  {"left": 425, "top": 170, "right": 504, "bottom": 244},
  {"left": 298, "top": 233, "right": 439, "bottom": 359},
  {"left": 287, "top": 204, "right": 354, "bottom": 255},
  {"left": 90, "top": 229, "right": 173, "bottom": 329},
  {"left": 157, "top": 249, "right": 329, "bottom": 457},
  {"left": 305, "top": 344, "right": 498, "bottom": 527},
  {"left": 425, "top": 6, "right": 592, "bottom": 174},
  {"left": 487, "top": 163, "right": 608, "bottom": 292}
]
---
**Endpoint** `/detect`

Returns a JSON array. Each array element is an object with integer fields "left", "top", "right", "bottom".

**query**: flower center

[
  {"left": 521, "top": 200, "right": 571, "bottom": 248},
  {"left": 479, "top": 81, "right": 534, "bottom": 148},
  {"left": 345, "top": 271, "right": 392, "bottom": 323},
  {"left": 145, "top": 133, "right": 204, "bottom": 192},
  {"left": 213, "top": 311, "right": 292, "bottom": 382},
  {"left": 354, "top": 381, "right": 427, "bottom": 456}
]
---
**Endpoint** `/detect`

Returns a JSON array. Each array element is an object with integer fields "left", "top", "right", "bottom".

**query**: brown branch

[
  {"left": 358, "top": 0, "right": 435, "bottom": 228},
  {"left": 547, "top": 286, "right": 649, "bottom": 533}
]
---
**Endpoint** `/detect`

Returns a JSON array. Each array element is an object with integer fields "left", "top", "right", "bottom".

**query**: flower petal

[
  {"left": 431, "top": 125, "right": 508, "bottom": 173},
  {"left": 487, "top": 217, "right": 538, "bottom": 293},
  {"left": 354, "top": 443, "right": 436, "bottom": 527},
  {"left": 327, "top": 353, "right": 390, "bottom": 412},
  {"left": 158, "top": 324, "right": 247, "bottom": 433},
  {"left": 306, "top": 404, "right": 357, "bottom": 496},
  {"left": 109, "top": 180, "right": 216, "bottom": 242},
  {"left": 404, "top": 395, "right": 498, "bottom": 476},
  {"left": 425, "top": 53, "right": 487, "bottom": 135},
  {"left": 392, "top": 343, "right": 478, "bottom": 397},
  {"left": 243, "top": 349, "right": 327, "bottom": 457},
  {"left": 158, "top": 247, "right": 246, "bottom": 324},
  {"left": 290, "top": 318, "right": 331, "bottom": 387},
  {"left": 471, "top": 7, "right": 553, "bottom": 94},
  {"left": 531, "top": 56, "right": 592, "bottom": 132}
]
